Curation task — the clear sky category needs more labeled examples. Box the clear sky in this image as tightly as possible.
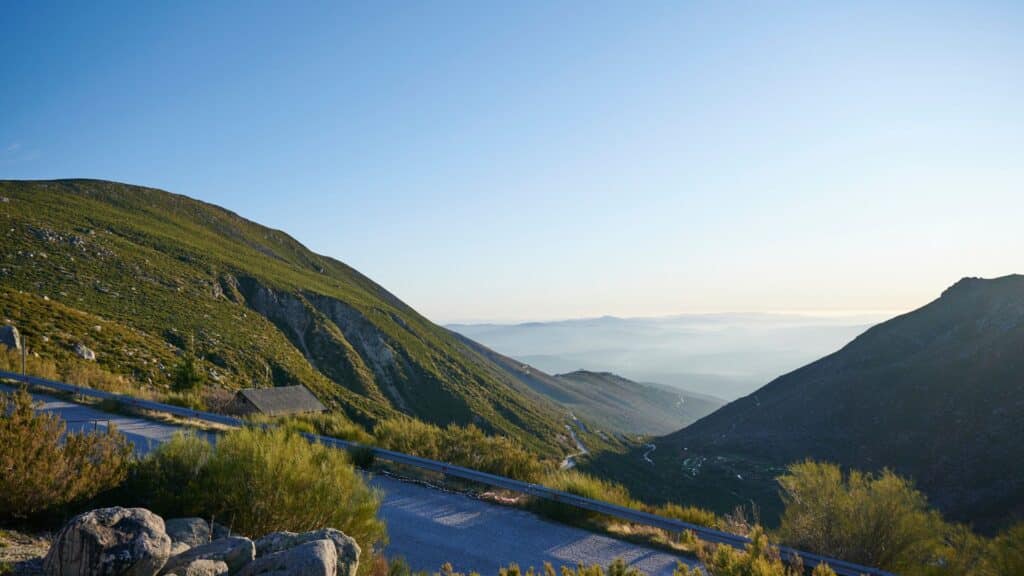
[3,1,1022,322]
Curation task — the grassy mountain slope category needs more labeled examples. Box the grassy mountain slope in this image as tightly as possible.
[0,179,570,455]
[584,275,1024,531]
[551,370,723,435]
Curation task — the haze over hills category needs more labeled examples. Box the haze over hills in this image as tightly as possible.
[451,329,723,435]
[450,312,894,400]
[586,275,1024,532]
[0,179,579,456]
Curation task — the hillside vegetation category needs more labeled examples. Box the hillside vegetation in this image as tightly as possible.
[0,179,572,456]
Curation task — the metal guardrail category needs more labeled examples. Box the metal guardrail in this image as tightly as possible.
[0,370,893,576]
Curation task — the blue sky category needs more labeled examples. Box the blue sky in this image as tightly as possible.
[3,1,1022,322]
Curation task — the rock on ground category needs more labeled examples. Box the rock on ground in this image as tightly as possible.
[43,507,171,576]
[0,324,20,351]
[160,537,254,576]
[164,519,211,549]
[254,530,358,576]
[238,540,336,576]
[73,342,96,361]
[164,559,229,576]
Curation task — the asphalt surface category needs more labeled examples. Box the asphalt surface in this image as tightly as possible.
[6,385,699,576]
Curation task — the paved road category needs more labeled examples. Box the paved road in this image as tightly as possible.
[5,386,698,576]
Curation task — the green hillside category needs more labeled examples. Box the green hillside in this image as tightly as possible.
[0,179,571,456]
[553,370,724,435]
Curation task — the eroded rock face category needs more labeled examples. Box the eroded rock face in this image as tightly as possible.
[238,540,336,576]
[43,507,171,576]
[164,519,211,549]
[160,537,254,576]
[253,530,358,576]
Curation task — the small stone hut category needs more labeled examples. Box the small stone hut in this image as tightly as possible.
[226,385,326,417]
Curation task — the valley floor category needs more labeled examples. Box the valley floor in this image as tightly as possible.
[4,385,698,576]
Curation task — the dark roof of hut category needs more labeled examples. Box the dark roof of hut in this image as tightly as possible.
[236,386,325,415]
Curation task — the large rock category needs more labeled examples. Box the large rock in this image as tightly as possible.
[0,325,20,351]
[253,530,358,576]
[238,540,335,576]
[210,524,232,541]
[74,342,97,361]
[43,507,171,576]
[161,537,254,575]
[164,518,211,548]
[167,559,229,576]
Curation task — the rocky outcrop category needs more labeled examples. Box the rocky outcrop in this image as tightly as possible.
[160,537,254,575]
[0,324,20,351]
[43,507,172,576]
[74,342,97,361]
[253,530,359,576]
[44,508,361,576]
[164,518,211,549]
[237,540,336,576]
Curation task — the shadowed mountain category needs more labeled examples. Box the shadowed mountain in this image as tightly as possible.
[585,275,1024,532]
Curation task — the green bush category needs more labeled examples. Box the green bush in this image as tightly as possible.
[675,527,836,576]
[374,419,544,482]
[977,523,1024,576]
[172,351,205,391]
[533,470,639,524]
[775,460,947,574]
[0,388,133,520]
[655,503,719,529]
[126,428,386,565]
[123,432,213,517]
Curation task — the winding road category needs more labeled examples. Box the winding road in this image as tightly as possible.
[6,386,698,576]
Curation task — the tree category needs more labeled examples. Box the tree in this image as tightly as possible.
[172,349,205,391]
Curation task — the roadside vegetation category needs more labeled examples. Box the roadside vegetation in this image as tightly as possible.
[122,429,387,561]
[0,387,132,521]
[5,383,1024,576]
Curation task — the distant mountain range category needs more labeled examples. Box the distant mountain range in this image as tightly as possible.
[452,330,723,435]
[450,311,892,400]
[585,275,1024,532]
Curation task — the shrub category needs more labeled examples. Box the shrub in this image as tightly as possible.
[978,523,1024,576]
[655,503,719,529]
[127,427,386,563]
[775,460,946,574]
[123,432,213,517]
[674,527,836,576]
[373,419,544,482]
[0,388,133,520]
[533,470,639,524]
[172,351,205,391]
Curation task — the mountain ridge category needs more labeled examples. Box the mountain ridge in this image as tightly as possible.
[585,274,1024,532]
[0,178,573,455]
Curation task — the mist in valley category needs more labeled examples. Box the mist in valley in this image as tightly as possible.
[450,312,896,400]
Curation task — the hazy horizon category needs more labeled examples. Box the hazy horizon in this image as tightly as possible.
[450,310,896,400]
